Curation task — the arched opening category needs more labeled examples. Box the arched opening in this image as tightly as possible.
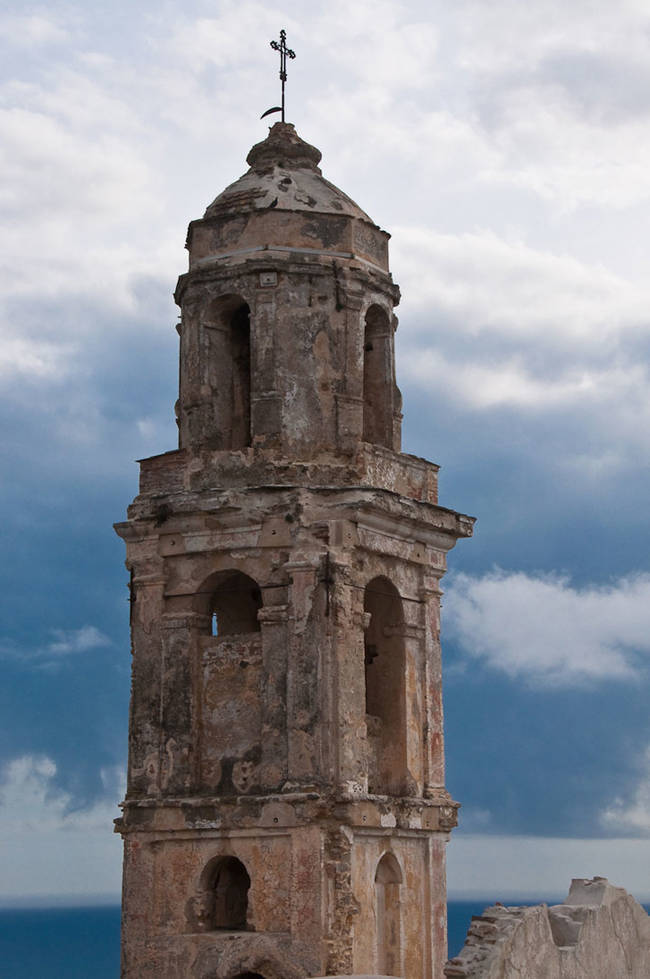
[196,856,251,931]
[213,857,250,929]
[204,294,252,450]
[362,304,393,448]
[364,576,407,795]
[375,852,402,977]
[209,570,262,636]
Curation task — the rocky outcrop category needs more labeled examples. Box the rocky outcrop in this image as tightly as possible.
[445,877,650,979]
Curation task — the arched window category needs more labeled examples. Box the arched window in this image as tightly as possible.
[209,571,262,636]
[192,855,252,933]
[362,304,392,448]
[213,857,250,929]
[375,853,402,976]
[364,577,407,795]
[204,294,252,450]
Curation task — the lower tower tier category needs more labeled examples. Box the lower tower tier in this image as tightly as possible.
[118,793,457,979]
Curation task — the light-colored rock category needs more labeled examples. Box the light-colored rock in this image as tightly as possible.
[444,877,650,979]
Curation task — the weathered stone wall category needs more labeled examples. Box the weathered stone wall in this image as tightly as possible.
[445,877,650,979]
[116,471,469,978]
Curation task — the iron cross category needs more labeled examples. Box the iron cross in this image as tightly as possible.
[261,29,296,123]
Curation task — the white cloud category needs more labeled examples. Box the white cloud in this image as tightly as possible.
[483,93,650,209]
[601,746,650,835]
[0,335,69,380]
[0,755,122,901]
[447,831,650,902]
[0,13,70,47]
[390,228,650,462]
[444,570,650,686]
[402,347,648,415]
[455,0,650,75]
[47,625,110,657]
[393,228,649,345]
[0,625,111,668]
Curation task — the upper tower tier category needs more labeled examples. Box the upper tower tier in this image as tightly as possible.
[174,122,405,464]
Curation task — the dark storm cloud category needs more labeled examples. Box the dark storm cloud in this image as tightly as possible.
[0,280,178,808]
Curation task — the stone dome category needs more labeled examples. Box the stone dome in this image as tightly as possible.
[186,122,390,273]
[204,122,374,223]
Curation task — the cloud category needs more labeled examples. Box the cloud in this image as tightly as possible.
[0,754,122,901]
[393,228,648,346]
[0,625,111,669]
[601,746,650,836]
[443,0,650,208]
[47,625,110,656]
[0,335,68,380]
[444,570,650,686]
[454,0,650,89]
[0,13,70,47]
[390,228,650,467]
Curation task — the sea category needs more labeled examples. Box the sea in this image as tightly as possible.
[1,900,649,977]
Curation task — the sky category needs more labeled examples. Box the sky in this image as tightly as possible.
[2,0,650,906]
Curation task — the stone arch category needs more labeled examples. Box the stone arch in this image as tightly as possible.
[375,852,403,977]
[193,855,252,931]
[204,293,252,449]
[362,303,393,448]
[363,576,407,794]
[194,941,309,979]
[188,568,265,793]
[201,569,262,637]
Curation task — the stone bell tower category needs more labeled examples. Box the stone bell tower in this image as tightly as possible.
[115,122,474,979]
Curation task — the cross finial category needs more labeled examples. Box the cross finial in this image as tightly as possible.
[261,29,296,123]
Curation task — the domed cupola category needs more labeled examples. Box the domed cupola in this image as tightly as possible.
[186,122,388,271]
[175,122,402,460]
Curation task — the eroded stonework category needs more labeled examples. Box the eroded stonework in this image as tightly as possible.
[115,122,474,979]
[445,877,650,979]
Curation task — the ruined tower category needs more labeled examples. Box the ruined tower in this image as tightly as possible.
[115,122,474,979]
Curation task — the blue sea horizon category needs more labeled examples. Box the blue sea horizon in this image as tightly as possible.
[1,899,648,977]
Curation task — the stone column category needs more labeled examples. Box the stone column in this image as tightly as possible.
[421,576,445,795]
[337,293,364,452]
[393,618,427,796]
[127,571,166,798]
[158,610,204,796]
[202,318,231,448]
[336,577,368,796]
[284,558,322,788]
[257,602,289,790]
[251,287,281,444]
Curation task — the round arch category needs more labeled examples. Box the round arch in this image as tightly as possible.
[202,292,252,450]
[375,850,403,884]
[362,303,393,448]
[193,854,251,931]
[374,851,403,976]
[199,569,262,636]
